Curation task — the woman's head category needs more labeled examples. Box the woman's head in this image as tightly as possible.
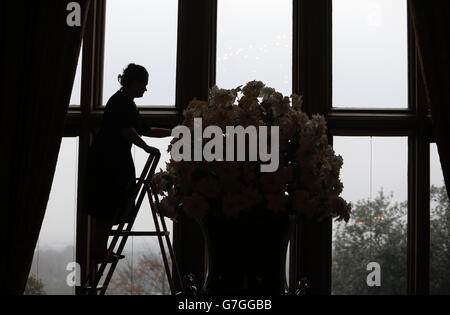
[118,63,149,98]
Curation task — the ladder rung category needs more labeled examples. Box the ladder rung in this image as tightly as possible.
[136,178,152,183]
[110,231,170,237]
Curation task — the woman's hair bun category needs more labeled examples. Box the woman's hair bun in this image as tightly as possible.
[118,63,149,88]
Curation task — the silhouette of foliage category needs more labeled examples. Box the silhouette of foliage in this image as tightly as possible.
[333,186,450,295]
[24,274,46,295]
[108,247,171,295]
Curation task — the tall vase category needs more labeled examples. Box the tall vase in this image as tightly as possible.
[199,210,295,295]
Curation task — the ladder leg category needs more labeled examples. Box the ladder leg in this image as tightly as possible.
[150,183,185,294]
[146,186,176,295]
[99,184,149,295]
[89,176,147,294]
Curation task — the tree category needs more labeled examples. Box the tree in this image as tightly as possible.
[24,274,46,295]
[108,247,171,295]
[430,185,450,294]
[333,186,450,295]
[332,190,408,295]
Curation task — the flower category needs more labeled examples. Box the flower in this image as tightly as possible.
[266,192,289,214]
[194,176,221,200]
[241,186,263,207]
[204,108,236,129]
[159,197,178,221]
[209,85,240,108]
[293,190,318,217]
[291,94,303,111]
[242,80,265,98]
[236,106,261,127]
[153,82,351,223]
[182,194,209,218]
[242,164,258,184]
[331,196,352,222]
[239,95,259,110]
[152,171,170,195]
[269,94,290,117]
[182,109,195,130]
[222,193,248,217]
[186,98,208,116]
[260,87,276,101]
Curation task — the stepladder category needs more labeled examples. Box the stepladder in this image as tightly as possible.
[81,151,184,295]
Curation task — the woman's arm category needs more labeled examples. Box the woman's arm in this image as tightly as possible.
[121,127,159,154]
[144,127,173,138]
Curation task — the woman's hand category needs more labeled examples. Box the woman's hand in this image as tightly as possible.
[144,145,160,156]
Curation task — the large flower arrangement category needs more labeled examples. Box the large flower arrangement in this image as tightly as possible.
[152,81,351,222]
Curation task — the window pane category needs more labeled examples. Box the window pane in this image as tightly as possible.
[430,144,450,295]
[216,0,292,96]
[103,0,178,107]
[69,47,82,107]
[332,0,408,108]
[108,137,173,295]
[332,137,408,295]
[27,138,79,295]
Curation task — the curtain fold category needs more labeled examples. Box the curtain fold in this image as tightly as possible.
[409,1,450,195]
[0,1,90,294]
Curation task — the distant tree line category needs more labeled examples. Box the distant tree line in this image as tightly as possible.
[333,186,450,295]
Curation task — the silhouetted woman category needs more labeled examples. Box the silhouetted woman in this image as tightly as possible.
[85,64,172,261]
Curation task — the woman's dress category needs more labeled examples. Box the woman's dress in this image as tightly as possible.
[84,90,151,224]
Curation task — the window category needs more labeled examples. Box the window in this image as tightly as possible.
[69,48,82,107]
[327,0,432,295]
[62,0,436,295]
[216,0,292,96]
[332,137,408,294]
[103,0,178,107]
[332,0,408,108]
[27,138,79,295]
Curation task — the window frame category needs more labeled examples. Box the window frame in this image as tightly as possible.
[293,0,431,295]
[64,0,433,295]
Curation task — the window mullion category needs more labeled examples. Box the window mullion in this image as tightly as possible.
[293,0,333,295]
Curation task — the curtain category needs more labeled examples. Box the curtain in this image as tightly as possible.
[0,1,90,294]
[409,1,450,195]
